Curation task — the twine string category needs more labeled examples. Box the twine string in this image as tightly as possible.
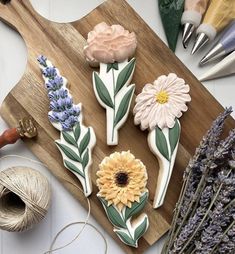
[0,154,108,254]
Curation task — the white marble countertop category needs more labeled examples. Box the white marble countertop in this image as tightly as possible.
[0,1,234,253]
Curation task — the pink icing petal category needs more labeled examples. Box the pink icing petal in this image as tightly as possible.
[114,45,135,62]
[112,24,125,33]
[92,49,114,63]
[93,22,109,33]
[84,22,137,64]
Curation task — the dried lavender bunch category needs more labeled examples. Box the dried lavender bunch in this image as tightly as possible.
[196,203,235,254]
[217,222,235,253]
[37,55,80,131]
[179,108,232,221]
[171,185,214,253]
[165,108,232,251]
[163,109,235,254]
[177,130,235,253]
[193,169,235,254]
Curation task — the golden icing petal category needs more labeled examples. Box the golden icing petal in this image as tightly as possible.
[97,151,148,209]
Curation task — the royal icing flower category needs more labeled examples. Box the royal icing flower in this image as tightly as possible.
[84,22,137,66]
[133,73,191,130]
[96,151,147,211]
[37,55,80,131]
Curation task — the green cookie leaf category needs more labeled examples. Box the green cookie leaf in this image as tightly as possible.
[74,123,81,142]
[134,217,148,241]
[94,72,114,108]
[155,127,169,161]
[115,230,136,247]
[99,197,126,228]
[64,160,84,178]
[125,192,148,221]
[82,149,89,170]
[62,132,77,146]
[107,62,119,73]
[79,128,90,156]
[56,142,81,162]
[114,86,135,126]
[169,120,180,154]
[115,58,136,95]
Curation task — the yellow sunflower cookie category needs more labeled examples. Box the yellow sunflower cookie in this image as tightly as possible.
[97,151,149,248]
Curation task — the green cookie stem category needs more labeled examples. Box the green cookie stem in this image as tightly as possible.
[159,0,184,52]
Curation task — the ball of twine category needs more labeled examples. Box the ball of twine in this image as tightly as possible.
[0,166,51,232]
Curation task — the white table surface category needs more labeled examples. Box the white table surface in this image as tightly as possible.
[0,1,234,253]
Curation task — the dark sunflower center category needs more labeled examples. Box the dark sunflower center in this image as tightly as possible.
[115,171,129,187]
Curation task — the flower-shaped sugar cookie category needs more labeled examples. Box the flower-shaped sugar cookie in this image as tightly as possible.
[97,151,149,248]
[134,73,191,208]
[38,56,96,197]
[84,22,137,145]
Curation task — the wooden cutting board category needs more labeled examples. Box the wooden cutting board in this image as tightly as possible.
[0,0,234,253]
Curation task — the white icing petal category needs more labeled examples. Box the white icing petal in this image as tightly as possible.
[133,73,191,129]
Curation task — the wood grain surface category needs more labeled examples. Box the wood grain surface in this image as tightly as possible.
[0,0,234,253]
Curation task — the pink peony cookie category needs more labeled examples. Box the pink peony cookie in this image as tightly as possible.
[84,22,137,146]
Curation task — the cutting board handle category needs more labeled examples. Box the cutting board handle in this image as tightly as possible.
[0,0,49,45]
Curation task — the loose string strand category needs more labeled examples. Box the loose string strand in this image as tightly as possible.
[0,154,108,254]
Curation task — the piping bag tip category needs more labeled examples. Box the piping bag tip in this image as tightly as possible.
[198,75,207,82]
[199,43,225,66]
[199,56,208,66]
[191,33,209,55]
[182,23,194,48]
[182,40,188,49]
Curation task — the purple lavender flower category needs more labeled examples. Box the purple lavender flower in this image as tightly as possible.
[67,115,78,125]
[61,115,78,131]
[38,55,80,131]
[64,97,73,109]
[49,101,60,111]
[37,55,47,67]
[61,121,72,131]
[58,88,68,98]
[45,75,63,91]
[48,88,68,101]
[68,106,80,116]
[49,111,70,122]
[43,66,57,79]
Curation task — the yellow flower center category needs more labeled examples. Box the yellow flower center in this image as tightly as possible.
[115,171,129,187]
[156,90,169,104]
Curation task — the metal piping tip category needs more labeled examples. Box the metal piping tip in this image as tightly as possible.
[200,43,225,66]
[191,33,209,55]
[182,23,195,49]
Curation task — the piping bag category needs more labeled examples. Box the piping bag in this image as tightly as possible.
[200,21,235,65]
[199,50,235,81]
[192,0,235,54]
[0,118,37,149]
[159,0,185,52]
[181,0,210,48]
